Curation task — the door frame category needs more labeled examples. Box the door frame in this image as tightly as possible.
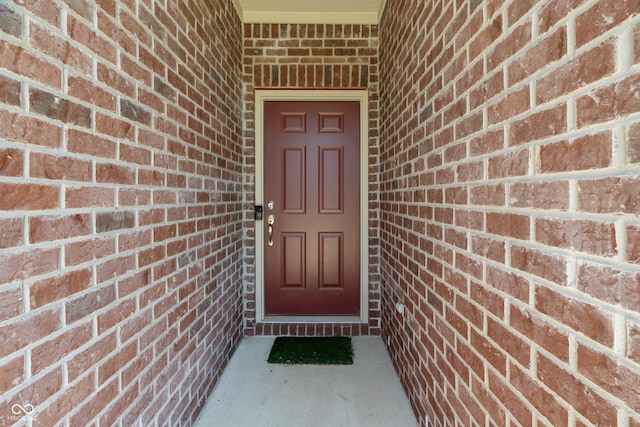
[254,89,369,324]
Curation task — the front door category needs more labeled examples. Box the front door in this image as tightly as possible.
[264,101,360,315]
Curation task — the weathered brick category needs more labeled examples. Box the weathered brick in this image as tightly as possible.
[471,328,507,376]
[539,132,612,173]
[36,374,94,427]
[67,128,117,158]
[510,104,566,146]
[0,74,21,106]
[69,378,119,426]
[0,308,61,358]
[120,99,151,126]
[30,152,92,182]
[510,362,568,427]
[578,177,640,215]
[471,236,505,263]
[153,76,177,101]
[68,14,116,64]
[629,320,640,365]
[0,286,22,322]
[65,236,116,266]
[97,63,136,98]
[487,212,530,240]
[29,214,91,243]
[30,23,92,75]
[30,268,92,309]
[96,163,135,184]
[65,284,116,323]
[63,0,94,21]
[67,332,117,382]
[537,352,617,425]
[577,263,640,312]
[68,75,116,111]
[511,245,566,285]
[0,183,59,210]
[536,39,615,104]
[487,318,530,367]
[0,3,22,37]
[98,341,137,386]
[487,85,529,125]
[577,73,640,127]
[538,0,583,34]
[509,181,569,210]
[65,186,115,208]
[510,304,568,361]
[535,285,614,347]
[575,0,638,48]
[628,225,640,265]
[0,147,23,177]
[96,112,135,139]
[120,142,151,165]
[0,355,24,395]
[509,26,566,86]
[487,148,529,179]
[31,322,92,375]
[6,365,63,409]
[487,369,532,426]
[486,265,529,302]
[0,109,62,148]
[96,210,135,232]
[96,255,136,283]
[97,297,135,334]
[577,343,640,411]
[470,183,505,206]
[628,123,640,164]
[487,20,532,71]
[536,218,617,257]
[0,217,23,250]
[0,247,59,285]
[29,87,91,127]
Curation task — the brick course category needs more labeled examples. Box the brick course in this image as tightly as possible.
[380,1,640,426]
[0,0,242,426]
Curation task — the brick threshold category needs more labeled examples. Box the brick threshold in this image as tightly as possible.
[254,318,373,336]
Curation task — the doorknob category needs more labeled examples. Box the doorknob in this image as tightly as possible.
[267,214,275,247]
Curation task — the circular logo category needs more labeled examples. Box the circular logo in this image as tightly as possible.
[11,404,35,416]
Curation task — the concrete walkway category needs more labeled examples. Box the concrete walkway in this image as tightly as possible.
[193,336,418,427]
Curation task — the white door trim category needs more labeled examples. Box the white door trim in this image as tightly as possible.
[254,89,369,324]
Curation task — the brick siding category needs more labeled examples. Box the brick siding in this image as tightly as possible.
[0,0,243,425]
[379,1,640,426]
[2,0,640,425]
[241,23,382,336]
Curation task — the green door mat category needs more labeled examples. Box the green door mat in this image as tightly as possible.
[267,337,353,365]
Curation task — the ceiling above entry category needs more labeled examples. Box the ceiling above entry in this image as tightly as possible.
[231,0,387,24]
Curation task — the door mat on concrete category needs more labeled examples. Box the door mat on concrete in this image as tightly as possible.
[267,337,353,365]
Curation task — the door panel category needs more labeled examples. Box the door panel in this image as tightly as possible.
[282,232,305,289]
[264,101,360,316]
[319,233,343,289]
[319,147,343,213]
[283,147,306,213]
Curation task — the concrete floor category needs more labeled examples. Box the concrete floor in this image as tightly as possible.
[193,336,418,427]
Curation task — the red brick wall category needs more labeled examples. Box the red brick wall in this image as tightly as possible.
[0,0,243,425]
[379,1,640,426]
[241,23,382,336]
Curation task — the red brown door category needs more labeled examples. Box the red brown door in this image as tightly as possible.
[264,101,360,315]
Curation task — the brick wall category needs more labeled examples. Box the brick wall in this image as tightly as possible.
[241,23,382,336]
[379,1,640,426]
[0,0,243,425]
